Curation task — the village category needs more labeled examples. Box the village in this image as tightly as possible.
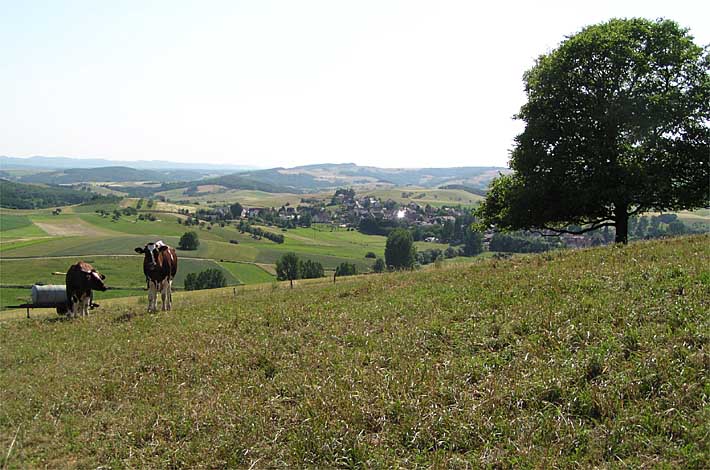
[171,188,608,253]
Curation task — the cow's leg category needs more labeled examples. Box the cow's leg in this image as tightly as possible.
[82,295,90,316]
[148,281,156,312]
[161,281,167,311]
[165,279,172,311]
[152,281,158,312]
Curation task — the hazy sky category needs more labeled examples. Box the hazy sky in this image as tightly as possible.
[1,1,708,169]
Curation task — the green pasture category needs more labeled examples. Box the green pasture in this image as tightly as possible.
[0,214,33,232]
[0,237,55,253]
[1,236,708,467]
[157,188,331,208]
[0,287,31,310]
[78,213,215,239]
[0,213,49,238]
[363,187,484,207]
[0,287,148,311]
[0,255,239,294]
[218,261,275,284]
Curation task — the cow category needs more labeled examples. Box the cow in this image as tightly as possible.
[65,261,107,318]
[134,240,178,312]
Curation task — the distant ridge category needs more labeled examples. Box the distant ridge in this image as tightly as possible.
[0,155,256,172]
[19,166,209,184]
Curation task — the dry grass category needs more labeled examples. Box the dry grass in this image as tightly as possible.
[1,235,708,468]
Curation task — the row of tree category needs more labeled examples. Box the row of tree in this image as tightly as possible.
[237,221,285,244]
[184,268,227,291]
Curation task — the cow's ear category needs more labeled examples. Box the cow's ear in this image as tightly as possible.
[159,245,169,252]
[135,247,145,254]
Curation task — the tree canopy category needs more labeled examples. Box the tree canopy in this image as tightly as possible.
[478,18,710,243]
[385,228,416,269]
[300,259,324,279]
[276,252,300,288]
[178,231,200,250]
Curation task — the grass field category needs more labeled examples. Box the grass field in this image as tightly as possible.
[364,187,484,207]
[156,188,329,208]
[1,235,708,467]
[218,261,275,284]
[0,214,48,239]
[0,256,239,289]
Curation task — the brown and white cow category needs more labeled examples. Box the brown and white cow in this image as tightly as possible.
[134,240,178,312]
[65,261,107,317]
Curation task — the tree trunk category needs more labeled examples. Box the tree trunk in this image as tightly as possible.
[614,208,629,244]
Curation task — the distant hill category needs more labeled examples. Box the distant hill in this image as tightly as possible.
[1,159,509,195]
[0,179,117,209]
[0,155,255,172]
[203,164,508,193]
[171,173,295,194]
[18,166,206,184]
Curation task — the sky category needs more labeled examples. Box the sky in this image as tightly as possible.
[1,0,708,169]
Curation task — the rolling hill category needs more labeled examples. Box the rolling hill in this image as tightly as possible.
[1,235,708,467]
[167,164,509,195]
[18,166,208,184]
[0,179,117,209]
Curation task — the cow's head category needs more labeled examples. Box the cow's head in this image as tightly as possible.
[135,241,169,268]
[86,269,108,291]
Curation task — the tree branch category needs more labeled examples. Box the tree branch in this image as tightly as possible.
[532,220,616,237]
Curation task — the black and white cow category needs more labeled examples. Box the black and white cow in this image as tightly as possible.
[134,240,178,312]
[65,261,107,317]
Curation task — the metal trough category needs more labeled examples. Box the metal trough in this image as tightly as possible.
[32,285,68,307]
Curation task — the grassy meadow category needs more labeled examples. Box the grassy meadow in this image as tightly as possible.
[0,203,401,310]
[1,235,708,467]
[364,187,484,207]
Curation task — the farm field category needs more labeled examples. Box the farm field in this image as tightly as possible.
[0,201,413,308]
[363,187,484,207]
[5,194,705,312]
[155,188,330,208]
[1,235,707,467]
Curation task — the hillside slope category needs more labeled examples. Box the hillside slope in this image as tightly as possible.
[18,166,207,184]
[0,179,116,209]
[1,236,708,467]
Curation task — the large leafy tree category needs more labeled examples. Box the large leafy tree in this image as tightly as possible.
[478,19,709,243]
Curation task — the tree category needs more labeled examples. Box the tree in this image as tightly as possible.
[178,231,200,250]
[300,259,324,279]
[385,228,416,269]
[230,202,244,219]
[372,258,386,273]
[276,252,300,288]
[477,19,710,244]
